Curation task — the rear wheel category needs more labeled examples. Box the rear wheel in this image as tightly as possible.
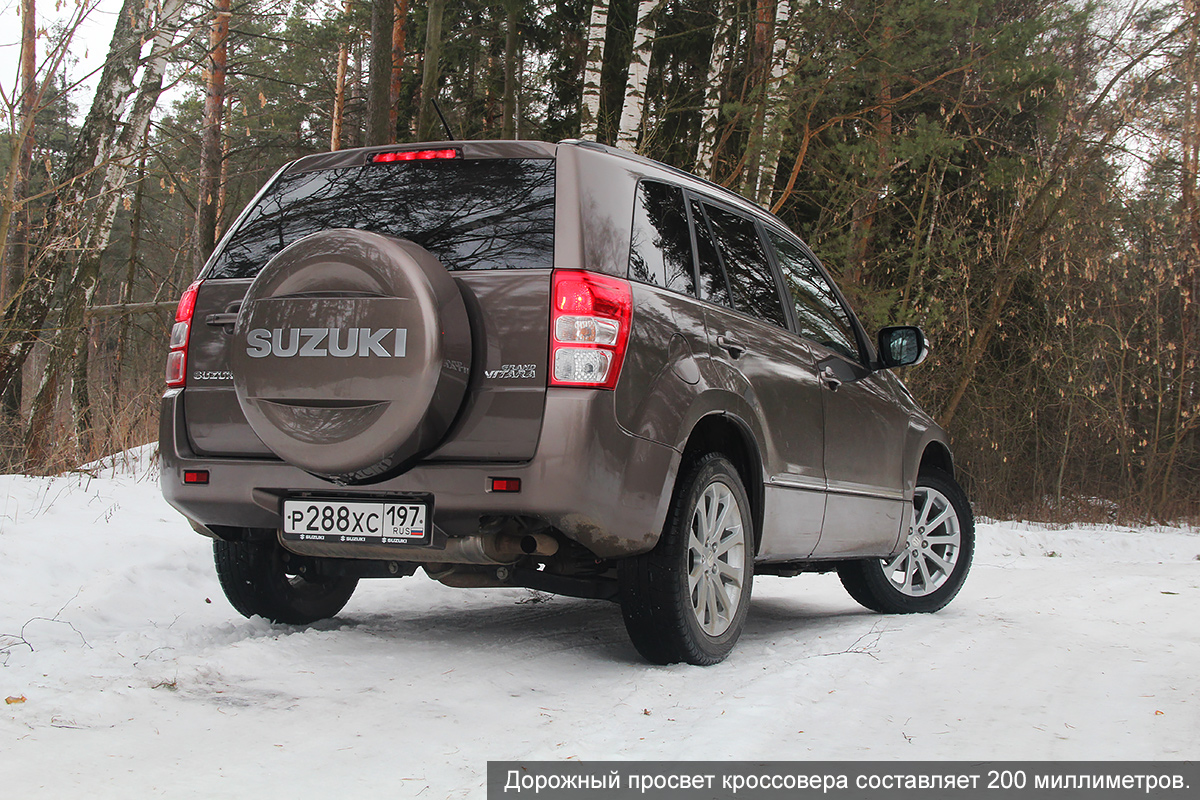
[213,537,359,625]
[619,454,753,665]
[838,468,973,614]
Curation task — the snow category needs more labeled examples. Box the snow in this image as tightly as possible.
[1,451,1197,796]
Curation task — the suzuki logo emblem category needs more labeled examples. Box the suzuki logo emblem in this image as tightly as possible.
[245,327,408,358]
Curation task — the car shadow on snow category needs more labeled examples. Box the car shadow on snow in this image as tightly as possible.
[742,597,878,645]
[322,593,642,664]
[276,589,880,665]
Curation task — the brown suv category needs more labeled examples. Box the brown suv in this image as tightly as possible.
[160,139,973,665]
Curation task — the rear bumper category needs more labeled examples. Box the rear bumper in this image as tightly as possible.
[159,388,679,558]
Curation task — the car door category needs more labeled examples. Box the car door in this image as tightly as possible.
[689,198,827,560]
[765,229,908,557]
[615,180,712,445]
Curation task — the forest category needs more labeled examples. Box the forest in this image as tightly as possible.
[0,0,1196,521]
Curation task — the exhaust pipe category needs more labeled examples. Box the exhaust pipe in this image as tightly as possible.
[488,532,559,559]
[440,532,558,564]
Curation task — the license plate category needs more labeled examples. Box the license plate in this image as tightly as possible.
[282,498,429,545]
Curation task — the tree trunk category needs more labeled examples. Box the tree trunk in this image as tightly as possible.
[1184,0,1199,258]
[390,0,409,138]
[502,0,520,139]
[195,0,231,271]
[900,159,945,316]
[694,0,731,179]
[738,0,775,193]
[71,317,92,457]
[217,116,230,238]
[754,0,793,206]
[348,41,364,147]
[1162,0,1200,511]
[516,42,525,138]
[367,0,393,145]
[580,0,610,141]
[416,0,446,141]
[845,83,892,286]
[1,0,37,426]
[616,0,659,151]
[4,0,37,303]
[754,0,772,64]
[1,0,148,395]
[332,1,352,150]
[18,0,188,464]
[116,141,147,404]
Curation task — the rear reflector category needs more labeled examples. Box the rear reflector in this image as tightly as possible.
[165,351,187,386]
[490,477,521,493]
[183,470,210,485]
[370,149,459,163]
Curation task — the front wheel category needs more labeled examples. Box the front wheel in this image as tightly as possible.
[213,537,359,625]
[619,454,754,665]
[838,468,974,614]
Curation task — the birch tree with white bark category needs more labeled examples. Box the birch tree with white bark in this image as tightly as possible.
[754,0,796,206]
[694,0,733,179]
[615,0,660,151]
[580,0,610,141]
[4,0,191,461]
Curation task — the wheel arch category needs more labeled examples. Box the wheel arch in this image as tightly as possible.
[678,412,765,555]
[919,440,955,478]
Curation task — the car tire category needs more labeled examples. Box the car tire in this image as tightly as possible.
[838,468,974,614]
[213,537,359,625]
[619,454,754,665]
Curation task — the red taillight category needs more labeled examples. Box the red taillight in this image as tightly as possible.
[549,270,632,390]
[166,280,202,388]
[369,149,459,163]
[175,281,200,322]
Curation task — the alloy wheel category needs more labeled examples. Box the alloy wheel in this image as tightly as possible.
[882,485,962,597]
[686,480,747,636]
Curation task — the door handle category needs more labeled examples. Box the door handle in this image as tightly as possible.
[716,334,747,359]
[820,365,842,391]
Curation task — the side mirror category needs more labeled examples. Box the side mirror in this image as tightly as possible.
[877,326,928,369]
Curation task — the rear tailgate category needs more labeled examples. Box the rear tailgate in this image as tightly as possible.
[181,147,558,465]
[183,279,270,456]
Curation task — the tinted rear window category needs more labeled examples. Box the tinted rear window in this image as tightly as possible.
[208,158,556,279]
[629,181,695,295]
[690,199,731,308]
[702,204,788,329]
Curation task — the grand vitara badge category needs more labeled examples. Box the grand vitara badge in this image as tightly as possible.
[245,327,408,358]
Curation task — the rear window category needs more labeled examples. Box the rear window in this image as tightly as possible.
[629,181,695,295]
[208,158,556,279]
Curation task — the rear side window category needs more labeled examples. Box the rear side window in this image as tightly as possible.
[701,204,788,329]
[629,181,695,295]
[768,231,861,361]
[208,158,556,278]
[690,199,731,308]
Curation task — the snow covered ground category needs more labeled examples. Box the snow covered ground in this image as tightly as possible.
[1,451,1197,797]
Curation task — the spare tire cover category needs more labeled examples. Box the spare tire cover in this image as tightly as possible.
[231,229,472,484]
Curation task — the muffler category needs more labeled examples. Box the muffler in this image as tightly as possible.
[444,532,559,565]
